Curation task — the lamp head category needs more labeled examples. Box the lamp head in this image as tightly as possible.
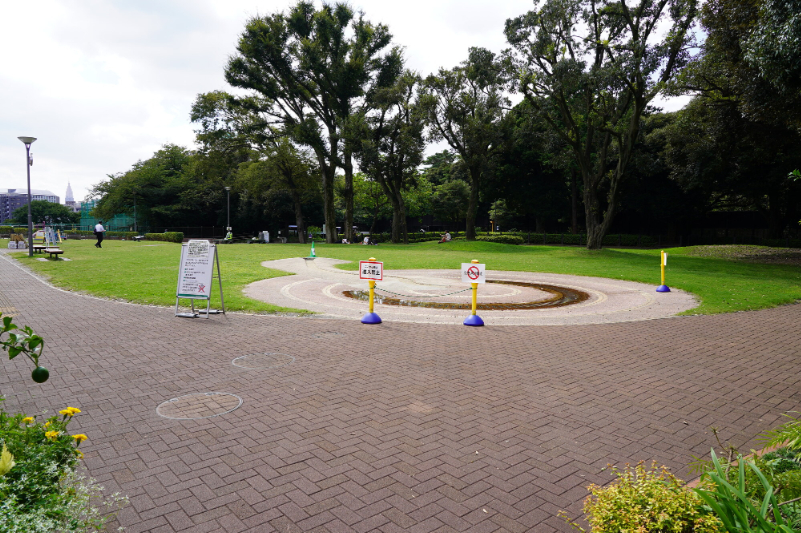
[224,186,231,191]
[18,136,37,145]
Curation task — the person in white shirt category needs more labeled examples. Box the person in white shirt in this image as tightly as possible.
[94,221,105,248]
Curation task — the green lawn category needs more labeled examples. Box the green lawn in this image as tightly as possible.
[7,239,801,315]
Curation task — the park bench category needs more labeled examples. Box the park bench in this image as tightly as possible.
[32,245,46,253]
[44,248,64,260]
[133,236,145,242]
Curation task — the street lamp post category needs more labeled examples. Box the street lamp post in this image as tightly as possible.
[17,136,37,257]
[224,186,231,235]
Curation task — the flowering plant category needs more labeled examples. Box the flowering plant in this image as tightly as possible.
[0,399,127,531]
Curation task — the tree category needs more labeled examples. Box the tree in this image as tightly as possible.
[667,0,801,236]
[12,201,79,225]
[224,1,402,243]
[238,139,320,243]
[421,47,511,240]
[431,180,470,228]
[356,71,426,243]
[90,145,201,229]
[505,0,698,248]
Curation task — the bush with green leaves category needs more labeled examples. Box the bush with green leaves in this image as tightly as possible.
[144,232,184,243]
[0,400,127,531]
[561,461,722,532]
[695,450,799,532]
[476,235,524,245]
[1,314,48,383]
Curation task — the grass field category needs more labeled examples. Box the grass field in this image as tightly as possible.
[6,239,801,315]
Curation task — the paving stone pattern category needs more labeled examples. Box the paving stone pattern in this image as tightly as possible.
[0,252,799,532]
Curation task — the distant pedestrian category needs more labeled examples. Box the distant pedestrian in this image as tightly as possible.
[94,221,105,248]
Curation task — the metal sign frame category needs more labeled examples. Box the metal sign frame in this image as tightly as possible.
[175,240,226,319]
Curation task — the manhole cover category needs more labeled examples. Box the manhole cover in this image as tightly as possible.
[232,353,295,369]
[156,392,242,420]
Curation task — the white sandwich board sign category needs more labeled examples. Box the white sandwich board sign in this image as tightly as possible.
[461,263,486,283]
[175,239,225,318]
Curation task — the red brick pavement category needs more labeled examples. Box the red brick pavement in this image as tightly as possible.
[1,254,799,532]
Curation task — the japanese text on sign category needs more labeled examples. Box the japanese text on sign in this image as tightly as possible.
[461,263,486,283]
[177,240,215,299]
[359,261,384,281]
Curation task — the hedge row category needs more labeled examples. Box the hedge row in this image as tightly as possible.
[144,232,184,243]
[476,234,525,245]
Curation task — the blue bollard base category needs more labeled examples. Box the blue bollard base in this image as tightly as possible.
[463,314,484,327]
[656,285,671,293]
[361,312,382,324]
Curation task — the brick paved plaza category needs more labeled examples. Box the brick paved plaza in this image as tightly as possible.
[1,252,799,532]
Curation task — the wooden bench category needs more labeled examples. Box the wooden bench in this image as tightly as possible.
[44,248,64,259]
[33,245,46,253]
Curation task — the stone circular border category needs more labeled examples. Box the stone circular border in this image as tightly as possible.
[156,392,243,420]
[232,353,295,369]
[342,280,590,310]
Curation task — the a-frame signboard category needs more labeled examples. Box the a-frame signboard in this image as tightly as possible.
[175,239,225,318]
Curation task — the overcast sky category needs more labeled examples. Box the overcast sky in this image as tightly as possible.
[0,0,691,203]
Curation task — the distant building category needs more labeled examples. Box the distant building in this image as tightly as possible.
[64,182,81,213]
[0,189,61,224]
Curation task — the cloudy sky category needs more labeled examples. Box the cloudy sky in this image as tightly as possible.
[0,0,691,203]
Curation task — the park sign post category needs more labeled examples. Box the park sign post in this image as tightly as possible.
[359,258,383,324]
[175,239,226,318]
[462,260,485,326]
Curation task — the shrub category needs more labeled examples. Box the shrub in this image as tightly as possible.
[561,461,722,533]
[0,400,127,531]
[695,450,799,532]
[475,235,524,245]
[144,232,184,243]
[105,232,137,239]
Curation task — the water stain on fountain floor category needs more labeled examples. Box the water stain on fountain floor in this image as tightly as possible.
[343,280,590,310]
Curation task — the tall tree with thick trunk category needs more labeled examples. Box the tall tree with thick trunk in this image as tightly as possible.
[357,71,426,243]
[224,1,402,243]
[421,48,510,241]
[505,0,698,249]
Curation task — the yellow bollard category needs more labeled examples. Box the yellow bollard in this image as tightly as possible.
[361,256,382,324]
[464,259,484,326]
[656,250,670,292]
[368,280,376,314]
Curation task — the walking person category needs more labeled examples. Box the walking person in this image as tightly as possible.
[94,220,105,248]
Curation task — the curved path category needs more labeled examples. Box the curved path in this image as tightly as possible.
[0,251,799,532]
[245,257,697,325]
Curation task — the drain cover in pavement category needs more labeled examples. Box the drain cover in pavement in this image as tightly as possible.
[232,353,295,369]
[156,392,242,420]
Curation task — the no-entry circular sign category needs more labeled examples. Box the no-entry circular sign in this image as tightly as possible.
[461,263,486,283]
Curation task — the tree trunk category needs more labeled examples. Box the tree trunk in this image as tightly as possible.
[465,167,480,241]
[321,163,337,244]
[389,195,408,244]
[343,150,354,242]
[571,169,578,234]
[291,190,306,244]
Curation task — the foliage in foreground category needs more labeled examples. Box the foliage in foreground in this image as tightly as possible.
[0,401,127,532]
[560,461,722,532]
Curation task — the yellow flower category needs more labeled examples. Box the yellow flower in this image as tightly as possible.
[45,430,60,441]
[60,407,81,417]
[44,421,51,428]
[72,434,88,444]
[67,407,81,415]
[76,450,84,459]
[22,417,34,424]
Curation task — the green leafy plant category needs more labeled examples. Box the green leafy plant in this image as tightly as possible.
[143,232,184,243]
[694,450,797,532]
[560,461,722,532]
[760,412,801,452]
[0,313,48,383]
[0,400,127,531]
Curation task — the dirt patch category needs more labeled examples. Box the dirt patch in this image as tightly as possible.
[685,245,801,266]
